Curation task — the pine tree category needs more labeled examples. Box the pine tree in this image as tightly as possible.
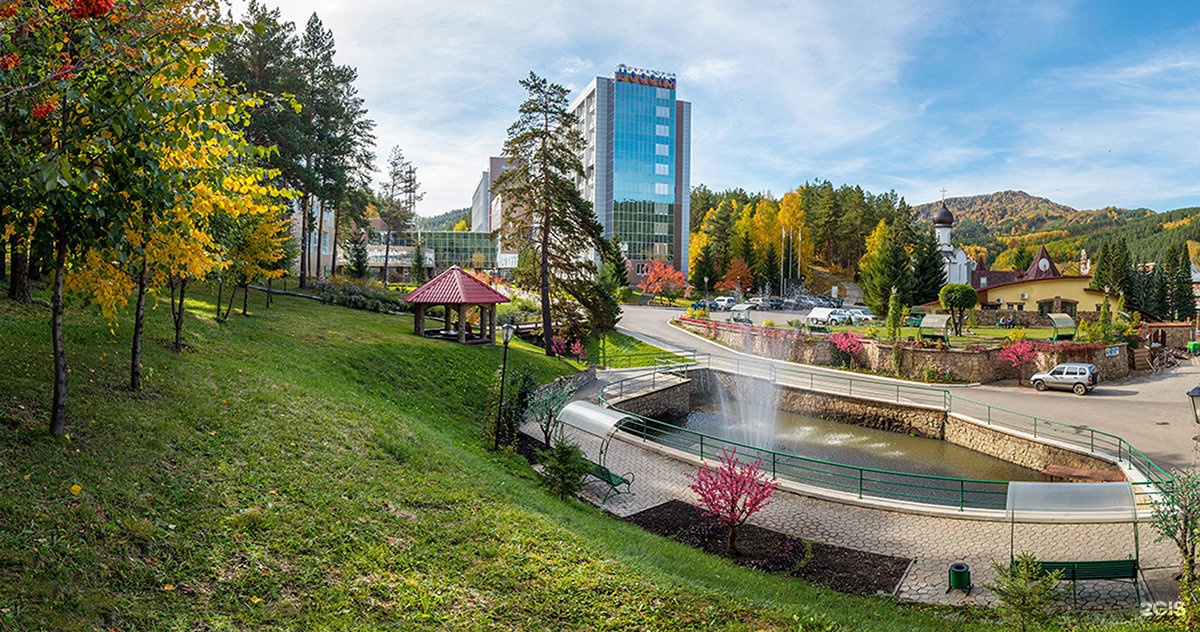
[755,245,780,296]
[859,221,913,316]
[492,72,607,353]
[688,244,716,294]
[910,231,947,306]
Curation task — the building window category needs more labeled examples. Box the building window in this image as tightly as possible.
[654,183,670,195]
[656,124,669,137]
[655,143,668,156]
[655,163,669,175]
[653,243,669,256]
[656,87,670,99]
[635,263,648,275]
[654,222,668,235]
[656,105,669,118]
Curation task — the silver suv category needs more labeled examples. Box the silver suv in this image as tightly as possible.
[1029,363,1098,395]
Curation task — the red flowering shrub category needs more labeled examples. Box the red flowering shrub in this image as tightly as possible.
[0,3,17,19]
[31,99,57,119]
[0,54,17,70]
[688,447,779,554]
[70,0,114,19]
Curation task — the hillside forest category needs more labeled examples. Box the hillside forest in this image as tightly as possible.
[690,186,1200,321]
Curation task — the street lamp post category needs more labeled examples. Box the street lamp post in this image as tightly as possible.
[1187,386,1200,425]
[494,323,515,450]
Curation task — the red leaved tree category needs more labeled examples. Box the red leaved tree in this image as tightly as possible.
[999,339,1038,386]
[716,257,754,295]
[639,259,687,300]
[830,331,864,368]
[688,447,780,554]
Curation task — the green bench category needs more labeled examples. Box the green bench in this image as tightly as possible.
[586,460,634,502]
[1037,559,1140,607]
[920,333,948,343]
[807,324,829,334]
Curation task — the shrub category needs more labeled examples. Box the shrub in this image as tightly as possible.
[762,319,775,328]
[307,277,408,313]
[983,552,1067,632]
[541,437,593,499]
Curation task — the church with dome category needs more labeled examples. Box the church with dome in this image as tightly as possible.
[932,201,975,285]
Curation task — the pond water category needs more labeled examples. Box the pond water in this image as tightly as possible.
[681,404,1041,483]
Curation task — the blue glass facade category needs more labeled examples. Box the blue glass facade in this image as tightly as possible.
[567,66,689,280]
[612,81,677,264]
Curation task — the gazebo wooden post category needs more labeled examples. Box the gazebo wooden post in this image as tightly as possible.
[488,305,496,343]
[444,304,452,332]
[414,305,426,336]
[457,304,468,343]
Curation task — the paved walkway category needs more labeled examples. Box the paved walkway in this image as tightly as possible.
[541,398,1178,609]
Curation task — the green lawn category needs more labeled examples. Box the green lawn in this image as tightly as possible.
[0,284,1166,630]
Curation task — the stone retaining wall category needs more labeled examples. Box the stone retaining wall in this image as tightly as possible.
[676,317,1130,383]
[944,416,1123,473]
[611,380,690,421]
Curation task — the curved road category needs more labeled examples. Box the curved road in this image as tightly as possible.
[617,305,1200,470]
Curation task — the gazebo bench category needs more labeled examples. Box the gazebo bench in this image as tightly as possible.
[585,459,634,502]
[920,333,948,343]
[1036,559,1140,607]
[806,324,829,334]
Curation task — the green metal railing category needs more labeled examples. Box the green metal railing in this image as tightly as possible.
[597,353,1171,510]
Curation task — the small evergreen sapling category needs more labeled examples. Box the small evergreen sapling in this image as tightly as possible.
[688,447,780,554]
[983,552,1066,632]
[541,436,592,499]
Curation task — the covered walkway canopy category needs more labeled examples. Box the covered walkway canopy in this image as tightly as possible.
[556,401,637,467]
[403,266,510,344]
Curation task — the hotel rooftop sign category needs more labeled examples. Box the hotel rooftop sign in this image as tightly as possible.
[614,64,676,90]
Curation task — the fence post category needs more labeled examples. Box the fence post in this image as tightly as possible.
[959,480,965,511]
[772,453,777,479]
[858,469,864,499]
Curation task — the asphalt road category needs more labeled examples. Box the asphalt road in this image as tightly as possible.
[617,304,1200,471]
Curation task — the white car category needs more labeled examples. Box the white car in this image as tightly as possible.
[713,296,736,311]
[847,309,876,324]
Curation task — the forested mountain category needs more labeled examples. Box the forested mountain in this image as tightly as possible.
[416,207,470,231]
[1074,206,1200,263]
[912,191,1150,248]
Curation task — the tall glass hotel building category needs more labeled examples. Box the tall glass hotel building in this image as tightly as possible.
[567,65,691,279]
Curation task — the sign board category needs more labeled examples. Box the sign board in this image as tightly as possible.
[1105,346,1119,357]
[831,286,838,299]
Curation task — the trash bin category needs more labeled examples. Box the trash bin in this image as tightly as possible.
[947,562,972,595]
[1188,341,1200,355]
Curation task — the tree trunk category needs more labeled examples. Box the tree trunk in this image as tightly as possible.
[299,192,310,289]
[241,283,249,315]
[49,238,68,437]
[727,524,739,555]
[382,226,391,285]
[266,277,272,308]
[7,234,29,302]
[171,276,187,352]
[225,284,238,320]
[215,280,224,320]
[330,207,340,278]
[540,214,553,355]
[316,200,326,280]
[130,264,147,391]
[0,226,5,282]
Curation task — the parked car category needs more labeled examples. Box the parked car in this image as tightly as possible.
[748,297,766,310]
[713,296,736,311]
[1029,363,1099,395]
[691,299,718,311]
[766,297,784,311]
[806,307,852,325]
[727,304,754,325]
[847,308,876,324]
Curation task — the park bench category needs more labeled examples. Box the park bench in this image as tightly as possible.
[806,324,829,334]
[585,459,634,502]
[1036,559,1140,607]
[920,333,948,343]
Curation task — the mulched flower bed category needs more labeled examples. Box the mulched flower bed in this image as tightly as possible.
[624,500,912,596]
[516,433,911,596]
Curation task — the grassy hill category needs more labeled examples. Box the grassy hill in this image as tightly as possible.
[0,286,1160,630]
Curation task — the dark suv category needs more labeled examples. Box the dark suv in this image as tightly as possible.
[1029,363,1099,395]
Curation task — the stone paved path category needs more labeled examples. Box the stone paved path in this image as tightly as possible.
[540,368,1182,610]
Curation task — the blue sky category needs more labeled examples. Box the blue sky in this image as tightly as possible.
[235,1,1200,216]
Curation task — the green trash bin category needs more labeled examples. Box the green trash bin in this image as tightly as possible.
[947,562,972,595]
[1188,341,1200,354]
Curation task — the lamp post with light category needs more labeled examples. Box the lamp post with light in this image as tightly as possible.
[494,323,515,450]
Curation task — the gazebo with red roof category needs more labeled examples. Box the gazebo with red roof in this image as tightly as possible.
[403,266,510,344]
